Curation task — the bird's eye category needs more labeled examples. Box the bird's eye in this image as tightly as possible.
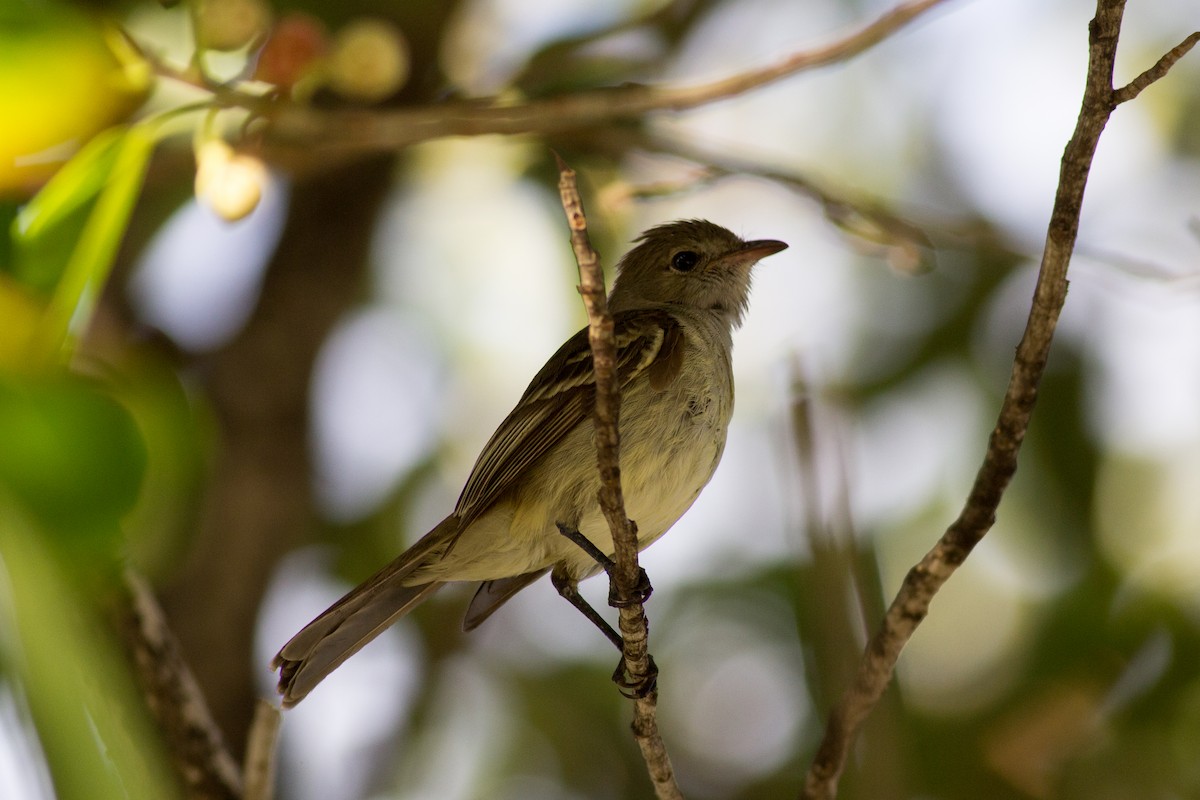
[671,251,700,272]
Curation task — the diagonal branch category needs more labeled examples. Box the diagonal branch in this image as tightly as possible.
[801,2,1198,798]
[628,132,935,273]
[1111,30,1200,105]
[262,0,954,153]
[555,155,682,800]
[116,570,243,800]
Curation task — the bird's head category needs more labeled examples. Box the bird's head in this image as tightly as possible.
[609,219,787,326]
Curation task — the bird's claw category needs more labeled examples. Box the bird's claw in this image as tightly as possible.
[608,567,653,608]
[612,653,658,698]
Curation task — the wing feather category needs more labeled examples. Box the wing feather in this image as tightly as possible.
[452,308,682,530]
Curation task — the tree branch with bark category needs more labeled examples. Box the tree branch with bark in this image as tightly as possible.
[555,155,683,800]
[175,0,957,157]
[801,3,1199,797]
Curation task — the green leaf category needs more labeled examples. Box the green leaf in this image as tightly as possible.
[0,500,180,800]
[12,125,126,245]
[30,123,156,363]
[0,375,147,549]
[0,201,16,271]
[8,190,91,295]
[0,274,44,369]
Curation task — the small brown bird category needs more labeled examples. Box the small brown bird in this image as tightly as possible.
[274,219,786,705]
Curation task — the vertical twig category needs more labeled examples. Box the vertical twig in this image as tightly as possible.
[242,700,281,800]
[555,153,683,800]
[801,2,1199,798]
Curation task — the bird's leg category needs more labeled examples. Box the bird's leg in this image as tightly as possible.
[556,523,615,572]
[550,564,659,698]
[555,524,659,697]
[550,568,623,651]
[555,523,653,608]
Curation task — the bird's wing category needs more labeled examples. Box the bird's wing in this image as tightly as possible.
[452,307,684,530]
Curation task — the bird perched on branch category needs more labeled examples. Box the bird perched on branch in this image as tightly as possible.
[274,219,786,706]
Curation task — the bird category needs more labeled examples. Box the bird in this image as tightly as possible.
[273,219,787,706]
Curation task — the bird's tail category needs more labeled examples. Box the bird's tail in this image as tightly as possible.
[272,517,456,706]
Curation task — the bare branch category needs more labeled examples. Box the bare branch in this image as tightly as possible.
[555,155,683,800]
[263,0,954,154]
[801,1,1199,797]
[242,701,281,800]
[1112,30,1200,105]
[116,570,243,800]
[629,133,935,274]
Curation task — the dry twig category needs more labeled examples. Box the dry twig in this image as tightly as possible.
[116,570,243,800]
[242,701,281,800]
[555,154,682,800]
[262,0,953,154]
[629,133,935,274]
[801,3,1199,798]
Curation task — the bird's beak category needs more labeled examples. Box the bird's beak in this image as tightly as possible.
[719,239,788,269]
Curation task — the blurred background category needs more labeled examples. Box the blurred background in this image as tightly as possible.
[2,0,1200,798]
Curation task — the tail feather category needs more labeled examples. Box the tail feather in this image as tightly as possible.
[273,517,457,706]
[277,582,442,706]
[462,569,548,632]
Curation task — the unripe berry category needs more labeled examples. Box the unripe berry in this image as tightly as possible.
[326,19,409,102]
[194,0,271,52]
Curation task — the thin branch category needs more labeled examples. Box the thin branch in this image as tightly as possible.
[140,44,278,110]
[801,2,1199,798]
[116,570,243,800]
[242,701,281,800]
[555,154,683,800]
[581,124,1016,275]
[630,133,935,274]
[262,0,954,153]
[1112,31,1200,105]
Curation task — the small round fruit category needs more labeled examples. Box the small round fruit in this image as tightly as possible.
[326,18,409,103]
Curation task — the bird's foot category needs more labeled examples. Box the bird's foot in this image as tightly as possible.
[608,567,653,608]
[554,523,652,607]
[612,653,659,699]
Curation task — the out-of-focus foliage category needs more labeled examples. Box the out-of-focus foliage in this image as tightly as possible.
[0,499,179,800]
[0,376,144,538]
[2,0,1200,799]
[12,124,157,364]
[0,1,150,193]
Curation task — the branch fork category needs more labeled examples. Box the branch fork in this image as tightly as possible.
[801,3,1199,797]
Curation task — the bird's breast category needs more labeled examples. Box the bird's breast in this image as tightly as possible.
[614,342,732,536]
[557,318,736,580]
